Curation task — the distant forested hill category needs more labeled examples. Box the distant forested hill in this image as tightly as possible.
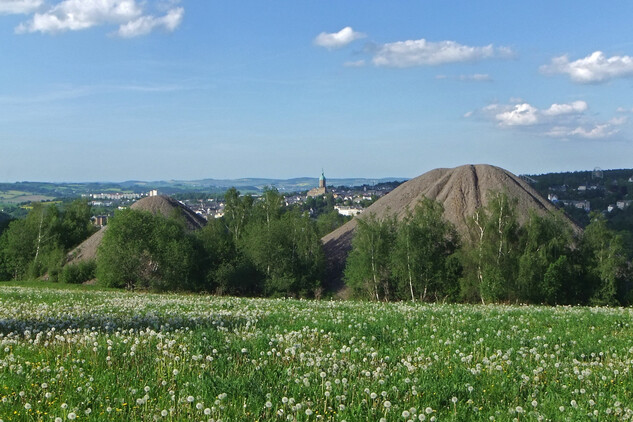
[0,177,404,198]
[528,169,633,253]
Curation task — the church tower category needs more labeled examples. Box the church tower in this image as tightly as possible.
[307,170,327,197]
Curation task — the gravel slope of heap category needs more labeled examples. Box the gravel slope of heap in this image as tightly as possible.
[322,164,581,293]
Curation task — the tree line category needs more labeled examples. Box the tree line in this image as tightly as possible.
[0,200,95,281]
[1,190,631,305]
[344,193,632,306]
[95,187,327,297]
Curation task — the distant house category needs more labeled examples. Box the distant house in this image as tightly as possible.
[335,205,363,217]
[285,195,304,206]
[560,199,590,212]
[93,215,108,227]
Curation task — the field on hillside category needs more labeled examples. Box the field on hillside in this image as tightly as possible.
[0,190,55,205]
[1,286,633,421]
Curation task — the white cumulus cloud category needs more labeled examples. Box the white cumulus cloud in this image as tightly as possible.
[548,124,618,139]
[372,39,511,67]
[542,100,588,116]
[15,0,183,37]
[16,0,142,33]
[609,116,628,125]
[541,51,633,83]
[0,0,42,14]
[116,6,183,38]
[314,26,365,49]
[476,99,622,140]
[495,103,539,126]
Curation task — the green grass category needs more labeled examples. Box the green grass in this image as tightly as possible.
[1,285,632,421]
[0,280,115,291]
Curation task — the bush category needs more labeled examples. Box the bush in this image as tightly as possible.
[60,260,97,284]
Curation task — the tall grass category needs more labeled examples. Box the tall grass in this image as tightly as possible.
[1,286,632,420]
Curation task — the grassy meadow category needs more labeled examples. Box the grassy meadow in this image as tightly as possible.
[0,191,55,206]
[1,285,633,421]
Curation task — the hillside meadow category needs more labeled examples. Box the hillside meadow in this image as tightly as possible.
[1,285,633,421]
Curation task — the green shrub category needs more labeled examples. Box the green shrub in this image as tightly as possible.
[60,260,96,284]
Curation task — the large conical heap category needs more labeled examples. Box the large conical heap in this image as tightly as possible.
[322,164,580,291]
[130,195,207,231]
[67,195,206,265]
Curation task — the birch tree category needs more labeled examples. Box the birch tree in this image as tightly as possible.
[344,213,396,301]
[463,192,520,304]
[582,213,629,305]
[391,198,459,302]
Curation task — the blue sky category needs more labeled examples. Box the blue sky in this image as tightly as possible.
[2,1,633,182]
